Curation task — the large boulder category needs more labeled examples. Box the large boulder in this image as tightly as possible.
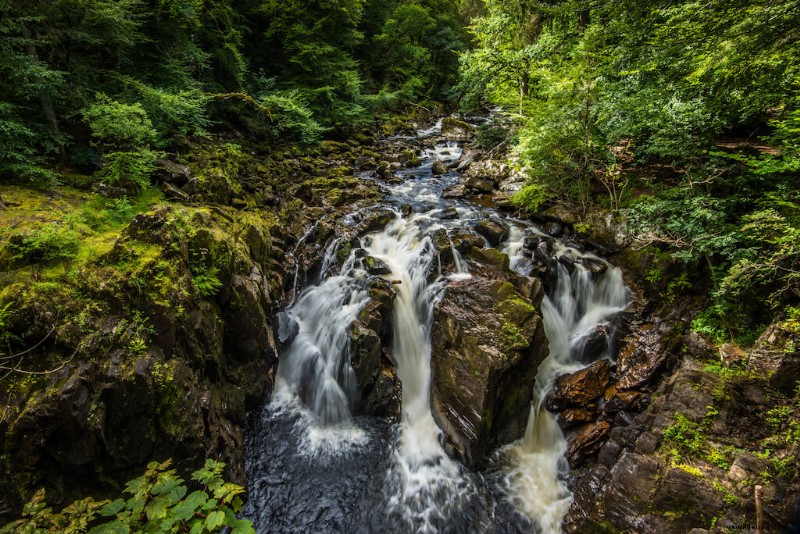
[430,277,548,466]
[349,278,400,419]
[464,160,510,186]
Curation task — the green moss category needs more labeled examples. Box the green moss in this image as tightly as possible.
[499,321,529,350]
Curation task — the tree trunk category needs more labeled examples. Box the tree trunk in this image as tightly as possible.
[578,10,590,31]
[20,21,64,157]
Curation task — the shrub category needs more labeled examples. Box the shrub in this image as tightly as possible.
[82,94,157,151]
[0,459,255,534]
[96,149,158,191]
[511,182,547,213]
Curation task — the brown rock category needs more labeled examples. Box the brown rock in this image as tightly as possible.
[566,420,612,467]
[558,407,599,429]
[547,359,611,411]
[431,277,547,467]
[465,175,494,193]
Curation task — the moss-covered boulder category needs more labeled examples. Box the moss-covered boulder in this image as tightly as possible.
[430,277,548,467]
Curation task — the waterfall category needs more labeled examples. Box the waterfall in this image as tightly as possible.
[501,238,630,534]
[274,245,368,426]
[246,116,631,533]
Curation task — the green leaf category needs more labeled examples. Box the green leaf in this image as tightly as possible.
[205,510,225,530]
[144,495,170,521]
[151,475,183,497]
[184,490,208,509]
[99,499,126,517]
[89,520,131,534]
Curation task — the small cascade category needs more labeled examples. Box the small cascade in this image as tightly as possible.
[364,214,485,532]
[501,236,630,533]
[274,244,368,426]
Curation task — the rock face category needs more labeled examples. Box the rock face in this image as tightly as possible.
[349,278,401,419]
[564,354,800,533]
[430,276,548,467]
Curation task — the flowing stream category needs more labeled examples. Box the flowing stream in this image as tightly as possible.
[245,120,630,533]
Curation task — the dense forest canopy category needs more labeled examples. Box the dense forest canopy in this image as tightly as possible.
[0,0,470,179]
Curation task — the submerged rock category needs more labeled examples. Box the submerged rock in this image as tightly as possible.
[430,277,548,467]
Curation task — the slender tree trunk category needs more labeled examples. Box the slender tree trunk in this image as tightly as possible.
[578,10,590,31]
[19,21,64,159]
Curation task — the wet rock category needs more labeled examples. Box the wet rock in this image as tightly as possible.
[559,407,599,430]
[465,176,494,193]
[154,158,192,186]
[362,255,392,275]
[468,247,510,272]
[464,160,510,185]
[456,148,478,171]
[566,420,612,467]
[616,322,669,391]
[431,277,548,467]
[431,159,448,175]
[544,221,564,237]
[350,279,397,417]
[602,386,644,415]
[523,234,553,252]
[362,208,396,233]
[437,206,460,220]
[547,360,611,411]
[450,229,485,253]
[557,249,578,273]
[442,184,466,199]
[578,257,608,278]
[224,265,277,368]
[474,218,509,246]
[361,363,402,420]
[571,324,610,363]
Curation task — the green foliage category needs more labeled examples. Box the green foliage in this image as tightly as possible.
[663,413,706,457]
[96,149,159,191]
[474,119,511,150]
[7,222,80,263]
[83,95,157,151]
[511,182,547,213]
[0,459,255,534]
[191,265,223,298]
[459,0,800,334]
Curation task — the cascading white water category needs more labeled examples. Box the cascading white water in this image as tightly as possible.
[274,248,369,427]
[248,117,633,534]
[501,237,630,533]
[364,213,482,532]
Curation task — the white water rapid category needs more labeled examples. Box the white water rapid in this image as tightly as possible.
[245,117,631,534]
